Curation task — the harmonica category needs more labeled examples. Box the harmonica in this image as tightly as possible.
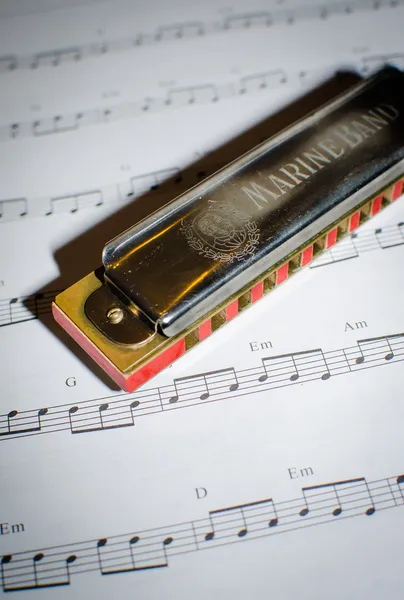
[53,66,404,392]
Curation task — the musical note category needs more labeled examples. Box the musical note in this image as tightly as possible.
[166,86,216,107]
[46,190,103,215]
[258,349,330,385]
[375,224,404,249]
[353,334,399,366]
[204,498,278,542]
[123,168,180,198]
[193,85,219,103]
[68,401,135,434]
[1,550,73,592]
[30,47,81,68]
[10,123,20,139]
[168,367,239,405]
[0,198,27,219]
[239,69,287,94]
[33,554,45,586]
[155,22,205,41]
[0,54,17,72]
[5,411,16,434]
[362,51,404,74]
[224,11,271,29]
[299,478,376,518]
[0,408,48,437]
[397,475,404,501]
[7,299,18,325]
[0,291,57,327]
[96,535,171,574]
[32,114,80,137]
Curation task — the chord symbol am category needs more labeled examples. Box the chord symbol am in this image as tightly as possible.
[345,320,368,331]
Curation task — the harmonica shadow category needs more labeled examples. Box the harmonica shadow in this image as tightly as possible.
[30,71,360,390]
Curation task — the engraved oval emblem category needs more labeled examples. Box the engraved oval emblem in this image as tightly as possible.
[181,201,260,263]
[194,210,247,252]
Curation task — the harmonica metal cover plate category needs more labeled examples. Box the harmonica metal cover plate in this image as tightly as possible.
[53,66,404,392]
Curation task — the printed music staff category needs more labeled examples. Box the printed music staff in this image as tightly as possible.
[0,291,57,327]
[0,59,386,144]
[310,222,404,268]
[1,329,403,441]
[2,1,399,75]
[2,470,403,592]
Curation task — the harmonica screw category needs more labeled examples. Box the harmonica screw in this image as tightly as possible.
[106,307,123,324]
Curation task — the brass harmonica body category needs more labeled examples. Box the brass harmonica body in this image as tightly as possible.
[53,66,404,391]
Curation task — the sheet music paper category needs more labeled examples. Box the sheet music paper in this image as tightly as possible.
[1,1,404,598]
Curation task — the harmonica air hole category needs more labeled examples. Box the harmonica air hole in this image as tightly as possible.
[288,255,301,274]
[313,237,325,256]
[383,179,402,202]
[359,200,371,220]
[263,273,276,293]
[212,310,226,331]
[238,290,252,311]
[338,217,349,235]
[185,330,200,351]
